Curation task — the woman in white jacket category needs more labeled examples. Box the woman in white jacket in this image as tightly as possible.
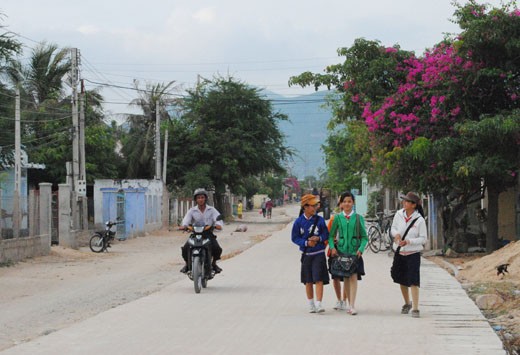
[391,192,427,318]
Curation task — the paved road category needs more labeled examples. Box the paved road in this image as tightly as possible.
[2,209,505,355]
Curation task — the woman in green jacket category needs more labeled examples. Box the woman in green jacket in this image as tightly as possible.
[328,191,368,315]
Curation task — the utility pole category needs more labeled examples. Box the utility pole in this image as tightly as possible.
[79,79,86,188]
[12,86,21,237]
[162,128,168,182]
[70,48,79,194]
[155,99,161,180]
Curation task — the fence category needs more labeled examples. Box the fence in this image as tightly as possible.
[0,183,52,263]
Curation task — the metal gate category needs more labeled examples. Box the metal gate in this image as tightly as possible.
[116,191,126,240]
[51,191,59,245]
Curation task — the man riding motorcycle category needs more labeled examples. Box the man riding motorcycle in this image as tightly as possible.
[180,188,224,274]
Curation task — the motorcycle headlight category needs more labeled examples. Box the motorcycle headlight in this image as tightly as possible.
[196,234,202,240]
[193,226,205,233]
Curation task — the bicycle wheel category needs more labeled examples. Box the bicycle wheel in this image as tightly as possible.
[368,226,382,253]
[89,233,104,253]
[381,222,394,251]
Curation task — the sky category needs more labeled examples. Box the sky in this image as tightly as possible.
[0,0,506,120]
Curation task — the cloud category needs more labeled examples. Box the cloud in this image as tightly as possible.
[77,25,100,36]
[193,7,216,24]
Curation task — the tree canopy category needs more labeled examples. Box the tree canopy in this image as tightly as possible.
[166,76,291,211]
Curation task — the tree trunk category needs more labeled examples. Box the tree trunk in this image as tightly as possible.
[213,191,224,217]
[486,187,500,252]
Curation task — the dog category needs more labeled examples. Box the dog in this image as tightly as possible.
[496,263,510,277]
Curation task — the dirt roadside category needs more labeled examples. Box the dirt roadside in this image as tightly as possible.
[0,206,293,352]
[427,240,520,354]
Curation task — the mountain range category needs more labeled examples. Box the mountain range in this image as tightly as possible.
[262,90,333,179]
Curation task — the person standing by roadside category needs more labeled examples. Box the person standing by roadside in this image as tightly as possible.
[261,198,267,218]
[391,192,427,318]
[328,191,368,315]
[291,194,330,313]
[266,198,273,219]
[237,200,243,219]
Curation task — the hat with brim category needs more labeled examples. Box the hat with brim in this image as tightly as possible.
[301,194,320,207]
[400,192,421,205]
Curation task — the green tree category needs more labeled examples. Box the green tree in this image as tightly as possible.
[0,13,22,166]
[352,1,519,251]
[169,76,291,213]
[289,39,413,188]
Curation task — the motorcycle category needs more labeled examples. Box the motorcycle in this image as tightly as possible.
[89,220,121,253]
[185,215,222,293]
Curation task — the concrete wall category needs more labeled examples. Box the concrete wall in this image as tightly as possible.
[0,236,43,263]
[0,182,53,263]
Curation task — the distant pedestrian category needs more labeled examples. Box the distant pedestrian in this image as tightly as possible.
[261,198,267,218]
[328,191,367,315]
[291,194,329,313]
[266,198,273,219]
[237,200,243,219]
[390,192,427,318]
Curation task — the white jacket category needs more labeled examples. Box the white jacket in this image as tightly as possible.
[391,209,427,253]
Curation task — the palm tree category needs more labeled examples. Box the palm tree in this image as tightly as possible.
[24,42,70,108]
[122,80,180,178]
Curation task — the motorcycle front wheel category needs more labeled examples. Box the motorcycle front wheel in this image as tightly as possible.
[192,256,202,294]
[89,233,104,253]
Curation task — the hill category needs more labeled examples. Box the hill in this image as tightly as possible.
[262,90,334,179]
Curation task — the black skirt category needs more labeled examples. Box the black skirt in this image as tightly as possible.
[392,252,421,287]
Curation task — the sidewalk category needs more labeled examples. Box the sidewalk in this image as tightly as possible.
[1,207,505,355]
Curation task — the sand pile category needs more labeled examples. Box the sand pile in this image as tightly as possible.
[457,240,520,283]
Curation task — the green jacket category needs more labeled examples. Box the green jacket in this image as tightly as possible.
[329,213,368,255]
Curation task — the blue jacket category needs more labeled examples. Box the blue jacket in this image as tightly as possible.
[291,213,329,254]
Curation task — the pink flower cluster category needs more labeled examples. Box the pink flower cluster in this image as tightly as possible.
[361,43,471,147]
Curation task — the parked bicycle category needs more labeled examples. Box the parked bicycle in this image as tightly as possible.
[367,212,395,253]
[89,220,122,253]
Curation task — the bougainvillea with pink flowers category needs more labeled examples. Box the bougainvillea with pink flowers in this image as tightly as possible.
[360,42,476,148]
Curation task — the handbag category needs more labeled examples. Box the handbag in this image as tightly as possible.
[300,215,319,263]
[390,217,419,282]
[330,253,358,278]
[329,214,362,277]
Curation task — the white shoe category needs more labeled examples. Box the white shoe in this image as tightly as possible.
[342,301,349,311]
[349,308,357,315]
[309,303,317,313]
[334,301,343,310]
[316,304,325,313]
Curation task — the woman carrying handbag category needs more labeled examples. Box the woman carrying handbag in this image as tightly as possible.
[328,191,368,315]
[390,192,428,318]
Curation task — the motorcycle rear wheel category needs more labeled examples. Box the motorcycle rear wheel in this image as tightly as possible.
[192,256,202,293]
[89,233,104,253]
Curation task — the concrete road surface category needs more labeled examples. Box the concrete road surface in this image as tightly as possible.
[2,211,505,355]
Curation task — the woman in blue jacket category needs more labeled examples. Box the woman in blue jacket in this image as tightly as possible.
[291,194,330,313]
